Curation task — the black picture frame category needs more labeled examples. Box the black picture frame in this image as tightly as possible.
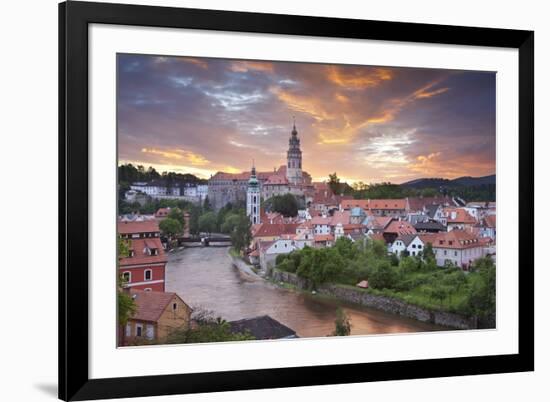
[59,1,534,400]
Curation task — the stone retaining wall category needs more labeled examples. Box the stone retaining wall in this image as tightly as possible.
[271,269,479,330]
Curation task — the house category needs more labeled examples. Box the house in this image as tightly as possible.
[368,199,409,218]
[443,208,477,231]
[349,207,367,224]
[262,174,291,199]
[310,216,332,235]
[251,222,299,247]
[123,289,192,345]
[314,234,334,248]
[425,204,447,225]
[340,199,369,211]
[229,315,297,339]
[259,238,296,271]
[407,196,452,213]
[476,215,496,242]
[382,219,416,244]
[294,221,314,249]
[391,234,425,257]
[430,230,485,270]
[118,220,167,292]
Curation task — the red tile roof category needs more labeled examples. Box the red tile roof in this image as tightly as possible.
[340,199,370,210]
[314,234,334,242]
[330,210,351,226]
[369,199,408,210]
[310,216,332,225]
[118,220,160,235]
[384,220,417,235]
[444,208,477,224]
[253,223,299,238]
[264,174,288,185]
[129,289,187,322]
[432,230,482,249]
[119,238,167,266]
[155,207,171,218]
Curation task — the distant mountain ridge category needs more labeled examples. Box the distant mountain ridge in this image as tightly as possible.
[400,174,496,189]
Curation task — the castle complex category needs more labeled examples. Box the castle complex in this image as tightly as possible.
[207,122,313,215]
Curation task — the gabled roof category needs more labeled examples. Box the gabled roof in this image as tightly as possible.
[229,315,297,339]
[432,230,481,249]
[384,220,417,235]
[444,208,477,224]
[314,234,334,242]
[119,238,167,266]
[425,204,441,219]
[311,216,332,225]
[253,223,299,238]
[395,233,418,246]
[118,220,160,235]
[330,210,351,226]
[129,289,188,323]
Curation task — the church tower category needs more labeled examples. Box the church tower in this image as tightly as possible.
[246,162,261,225]
[286,118,303,185]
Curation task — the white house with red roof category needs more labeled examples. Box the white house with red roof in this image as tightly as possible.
[431,230,485,269]
[443,207,477,231]
[118,220,167,292]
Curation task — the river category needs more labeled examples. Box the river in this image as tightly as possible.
[165,246,445,338]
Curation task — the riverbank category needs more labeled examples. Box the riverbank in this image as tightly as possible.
[270,269,484,330]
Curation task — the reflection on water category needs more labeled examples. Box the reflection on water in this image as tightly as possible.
[165,247,444,338]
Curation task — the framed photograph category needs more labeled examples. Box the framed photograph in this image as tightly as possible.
[59,1,534,400]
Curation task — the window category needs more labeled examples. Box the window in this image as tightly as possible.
[122,272,131,282]
[145,325,154,340]
[444,250,447,256]
[454,251,458,257]
[172,303,177,311]
[136,324,143,337]
[144,269,152,281]
[125,323,131,337]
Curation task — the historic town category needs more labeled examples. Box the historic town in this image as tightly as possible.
[117,121,496,346]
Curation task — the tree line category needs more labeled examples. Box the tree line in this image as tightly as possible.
[275,237,496,320]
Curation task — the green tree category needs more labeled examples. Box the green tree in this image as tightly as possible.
[165,314,255,344]
[369,261,399,290]
[332,308,351,336]
[264,193,299,217]
[199,211,217,235]
[167,207,185,227]
[221,213,241,234]
[159,217,183,238]
[230,214,252,252]
[117,238,136,346]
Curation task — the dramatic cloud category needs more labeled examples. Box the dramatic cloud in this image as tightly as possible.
[118,54,496,183]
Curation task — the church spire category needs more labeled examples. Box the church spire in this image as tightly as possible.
[292,116,297,136]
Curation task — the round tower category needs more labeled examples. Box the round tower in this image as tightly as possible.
[286,119,303,185]
[246,163,261,225]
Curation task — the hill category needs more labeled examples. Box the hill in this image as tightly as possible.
[401,174,495,189]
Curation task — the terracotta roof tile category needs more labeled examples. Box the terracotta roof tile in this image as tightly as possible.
[129,289,185,322]
[118,220,160,234]
[119,238,167,266]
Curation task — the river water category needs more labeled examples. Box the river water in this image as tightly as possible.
[165,247,444,338]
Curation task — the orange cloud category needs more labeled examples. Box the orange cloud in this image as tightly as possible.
[181,58,209,69]
[230,61,274,73]
[335,93,350,103]
[326,66,393,89]
[271,87,333,122]
[408,151,494,178]
[414,87,450,99]
[141,147,210,166]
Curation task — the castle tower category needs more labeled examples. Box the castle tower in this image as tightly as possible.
[286,118,303,185]
[246,162,261,225]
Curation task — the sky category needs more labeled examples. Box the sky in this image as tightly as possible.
[117,54,496,184]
